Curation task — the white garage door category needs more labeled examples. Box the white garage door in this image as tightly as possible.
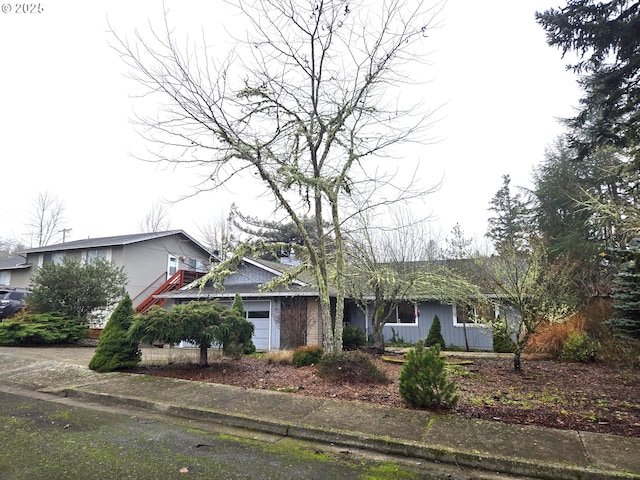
[245,300,271,350]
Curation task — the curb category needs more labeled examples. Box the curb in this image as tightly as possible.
[50,386,635,480]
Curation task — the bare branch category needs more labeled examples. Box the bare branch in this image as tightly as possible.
[110,0,444,352]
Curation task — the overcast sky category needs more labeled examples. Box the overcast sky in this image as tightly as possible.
[0,1,582,249]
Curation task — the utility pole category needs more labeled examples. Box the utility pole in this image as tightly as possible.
[60,228,72,243]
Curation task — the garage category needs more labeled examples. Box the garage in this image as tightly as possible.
[244,300,272,350]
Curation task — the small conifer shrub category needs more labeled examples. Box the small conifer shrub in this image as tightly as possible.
[399,341,459,409]
[0,312,87,346]
[342,323,366,351]
[425,315,445,349]
[89,295,141,372]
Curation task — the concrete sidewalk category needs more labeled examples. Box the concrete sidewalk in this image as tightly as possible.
[0,346,637,480]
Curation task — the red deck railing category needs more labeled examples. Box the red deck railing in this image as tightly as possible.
[135,270,205,314]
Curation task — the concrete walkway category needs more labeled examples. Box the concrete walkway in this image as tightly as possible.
[0,346,637,480]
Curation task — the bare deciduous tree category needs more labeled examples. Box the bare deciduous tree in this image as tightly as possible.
[140,201,172,233]
[197,210,236,259]
[344,207,481,350]
[0,238,25,259]
[111,0,442,353]
[27,191,66,247]
[474,238,580,371]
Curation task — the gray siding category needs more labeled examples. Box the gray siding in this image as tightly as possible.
[124,237,210,308]
[3,269,31,289]
[346,301,494,350]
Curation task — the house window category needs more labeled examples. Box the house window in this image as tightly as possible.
[454,302,497,326]
[86,248,110,263]
[43,252,65,266]
[247,311,270,319]
[0,271,9,285]
[168,256,178,276]
[386,302,419,325]
[184,258,207,272]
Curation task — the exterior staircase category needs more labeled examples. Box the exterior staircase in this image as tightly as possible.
[135,270,205,314]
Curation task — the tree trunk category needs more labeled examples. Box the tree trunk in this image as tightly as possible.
[199,343,209,367]
[513,350,521,371]
[513,345,522,372]
[513,330,529,372]
[462,322,470,352]
[372,308,385,352]
[373,324,385,351]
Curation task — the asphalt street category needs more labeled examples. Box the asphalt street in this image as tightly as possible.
[0,386,526,480]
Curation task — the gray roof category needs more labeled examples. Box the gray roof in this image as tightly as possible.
[0,257,30,271]
[19,230,212,256]
[158,282,322,300]
[158,256,330,300]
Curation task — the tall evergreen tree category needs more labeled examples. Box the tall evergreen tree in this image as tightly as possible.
[607,238,640,339]
[532,139,609,297]
[536,1,640,160]
[533,139,591,254]
[89,295,141,372]
[486,175,533,252]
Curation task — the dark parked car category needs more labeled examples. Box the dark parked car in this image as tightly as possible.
[0,288,29,320]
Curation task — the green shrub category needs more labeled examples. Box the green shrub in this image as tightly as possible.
[292,346,324,367]
[425,315,445,349]
[446,343,467,352]
[388,328,411,347]
[217,303,256,357]
[89,295,141,372]
[316,351,389,384]
[0,313,87,346]
[342,323,366,351]
[399,341,459,409]
[492,327,516,353]
[559,332,599,363]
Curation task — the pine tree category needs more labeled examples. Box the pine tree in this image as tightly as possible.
[89,295,141,372]
[399,342,458,409]
[607,238,640,340]
[425,315,445,349]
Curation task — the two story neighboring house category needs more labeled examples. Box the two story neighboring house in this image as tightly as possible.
[2,230,213,326]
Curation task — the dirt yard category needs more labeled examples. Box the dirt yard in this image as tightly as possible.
[134,351,640,438]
